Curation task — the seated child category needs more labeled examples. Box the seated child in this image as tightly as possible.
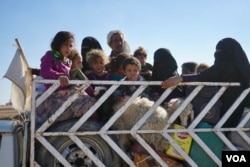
[68,48,88,80]
[68,48,94,96]
[117,57,150,98]
[106,52,131,80]
[37,31,97,128]
[86,49,118,123]
[86,49,113,81]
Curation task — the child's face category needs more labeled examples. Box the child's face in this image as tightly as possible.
[71,56,83,70]
[91,57,105,75]
[60,38,74,58]
[124,64,140,81]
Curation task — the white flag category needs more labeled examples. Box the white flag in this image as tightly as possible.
[4,49,32,113]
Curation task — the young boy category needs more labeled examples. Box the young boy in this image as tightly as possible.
[122,57,143,81]
[118,57,150,98]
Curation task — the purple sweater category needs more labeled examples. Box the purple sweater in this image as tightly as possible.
[40,51,71,90]
[40,51,71,79]
[40,51,94,96]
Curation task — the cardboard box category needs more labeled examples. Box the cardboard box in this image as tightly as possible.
[166,124,192,160]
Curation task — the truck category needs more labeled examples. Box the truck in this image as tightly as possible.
[0,40,249,167]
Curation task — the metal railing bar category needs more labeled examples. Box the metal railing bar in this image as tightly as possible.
[101,85,146,131]
[133,133,170,167]
[189,132,221,166]
[100,134,136,167]
[164,86,203,130]
[36,92,79,133]
[35,82,59,107]
[69,84,119,132]
[68,135,106,167]
[216,131,238,150]
[162,132,198,167]
[130,88,173,132]
[36,136,72,167]
[215,87,250,128]
[189,86,227,129]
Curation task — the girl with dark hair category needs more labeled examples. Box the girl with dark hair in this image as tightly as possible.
[37,31,97,128]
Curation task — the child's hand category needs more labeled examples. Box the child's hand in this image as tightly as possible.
[59,76,69,87]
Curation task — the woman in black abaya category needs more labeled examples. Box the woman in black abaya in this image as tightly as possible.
[151,48,184,101]
[162,37,250,127]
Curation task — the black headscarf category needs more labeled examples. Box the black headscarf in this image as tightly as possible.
[214,38,250,88]
[81,36,103,72]
[151,48,184,100]
[152,48,179,81]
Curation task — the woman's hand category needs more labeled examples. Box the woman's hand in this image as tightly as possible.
[161,76,183,89]
[59,76,69,87]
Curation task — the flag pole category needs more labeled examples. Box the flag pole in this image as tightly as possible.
[15,38,30,68]
[15,38,32,114]
[14,38,31,166]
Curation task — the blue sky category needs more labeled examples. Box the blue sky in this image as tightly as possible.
[1,0,250,104]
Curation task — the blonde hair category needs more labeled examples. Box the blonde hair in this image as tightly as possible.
[68,48,81,61]
[86,49,109,66]
[197,63,210,73]
[134,46,147,58]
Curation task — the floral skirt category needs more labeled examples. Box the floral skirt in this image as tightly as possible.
[35,87,97,129]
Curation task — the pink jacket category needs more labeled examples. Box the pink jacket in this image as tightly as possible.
[40,51,71,89]
[40,51,94,96]
[40,51,71,79]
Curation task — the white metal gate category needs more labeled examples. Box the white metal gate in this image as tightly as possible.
[30,80,250,167]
